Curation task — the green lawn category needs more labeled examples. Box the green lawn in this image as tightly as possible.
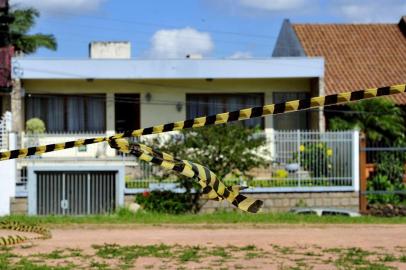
[1,209,406,226]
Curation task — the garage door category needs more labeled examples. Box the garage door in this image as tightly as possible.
[36,171,117,215]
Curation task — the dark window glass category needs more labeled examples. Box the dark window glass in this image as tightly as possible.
[186,93,264,128]
[273,92,309,130]
[26,94,106,132]
[115,94,140,132]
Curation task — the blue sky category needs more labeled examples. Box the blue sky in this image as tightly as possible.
[10,0,406,59]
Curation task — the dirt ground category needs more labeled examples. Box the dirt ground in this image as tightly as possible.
[2,224,406,269]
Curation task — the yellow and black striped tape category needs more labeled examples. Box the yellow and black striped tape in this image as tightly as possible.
[0,221,51,246]
[0,83,404,161]
[109,139,263,213]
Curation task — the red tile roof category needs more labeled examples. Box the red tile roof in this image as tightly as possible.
[293,18,406,104]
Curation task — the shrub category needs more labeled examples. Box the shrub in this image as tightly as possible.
[298,142,333,178]
[367,152,406,205]
[135,190,196,214]
[26,118,46,134]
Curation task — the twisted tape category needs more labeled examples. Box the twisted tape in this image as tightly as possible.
[109,139,263,213]
[0,221,51,246]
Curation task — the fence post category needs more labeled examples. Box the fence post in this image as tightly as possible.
[359,132,368,213]
[352,130,360,192]
[297,130,301,187]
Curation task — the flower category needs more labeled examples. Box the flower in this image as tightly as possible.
[299,145,305,152]
[142,190,150,198]
[327,148,333,156]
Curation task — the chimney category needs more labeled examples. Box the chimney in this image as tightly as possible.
[186,53,203,59]
[89,41,131,59]
[399,16,406,37]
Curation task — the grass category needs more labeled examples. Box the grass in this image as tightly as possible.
[1,209,406,226]
[1,243,405,270]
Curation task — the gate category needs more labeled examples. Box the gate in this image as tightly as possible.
[28,166,125,215]
[359,134,406,212]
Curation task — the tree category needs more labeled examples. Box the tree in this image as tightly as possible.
[138,124,268,213]
[150,124,268,180]
[9,7,57,54]
[329,99,405,145]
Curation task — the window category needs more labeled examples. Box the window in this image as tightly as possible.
[186,93,264,128]
[26,94,106,132]
[273,92,309,130]
[115,94,140,132]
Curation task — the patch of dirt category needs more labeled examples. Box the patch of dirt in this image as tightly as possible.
[5,224,406,270]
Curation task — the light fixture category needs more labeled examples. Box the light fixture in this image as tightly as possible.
[145,93,152,102]
[176,102,183,112]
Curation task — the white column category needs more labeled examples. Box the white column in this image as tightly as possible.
[0,133,17,216]
[352,130,360,192]
[105,93,116,157]
[106,93,115,132]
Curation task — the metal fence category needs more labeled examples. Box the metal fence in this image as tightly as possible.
[125,130,359,193]
[0,111,11,150]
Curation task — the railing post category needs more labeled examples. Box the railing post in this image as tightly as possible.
[359,132,368,213]
[297,130,301,187]
[352,130,360,192]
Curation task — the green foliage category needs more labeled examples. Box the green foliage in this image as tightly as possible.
[329,99,405,144]
[150,124,268,180]
[135,190,198,214]
[26,118,45,134]
[142,124,267,213]
[298,142,333,178]
[10,7,57,54]
[367,152,406,205]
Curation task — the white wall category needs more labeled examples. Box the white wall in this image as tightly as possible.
[0,133,16,216]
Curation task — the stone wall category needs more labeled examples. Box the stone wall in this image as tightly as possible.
[200,192,359,213]
[125,192,359,213]
[10,197,28,215]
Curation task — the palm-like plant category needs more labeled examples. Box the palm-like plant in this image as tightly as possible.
[9,7,57,54]
[329,99,405,145]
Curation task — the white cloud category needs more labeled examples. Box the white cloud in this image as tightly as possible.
[146,27,214,59]
[11,0,106,15]
[331,0,406,22]
[238,0,307,11]
[229,51,252,59]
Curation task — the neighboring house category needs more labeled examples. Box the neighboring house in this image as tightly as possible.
[273,15,406,122]
[8,42,324,149]
[2,42,338,215]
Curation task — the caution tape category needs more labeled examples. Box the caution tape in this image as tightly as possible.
[109,139,263,213]
[0,83,405,213]
[0,221,51,246]
[1,83,404,162]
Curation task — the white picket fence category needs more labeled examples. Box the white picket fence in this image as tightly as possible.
[0,111,11,150]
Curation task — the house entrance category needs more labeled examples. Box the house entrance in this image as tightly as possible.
[115,94,140,132]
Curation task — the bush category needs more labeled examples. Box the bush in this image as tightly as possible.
[298,142,333,178]
[26,118,46,134]
[135,190,196,214]
[367,152,406,205]
[140,124,268,213]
